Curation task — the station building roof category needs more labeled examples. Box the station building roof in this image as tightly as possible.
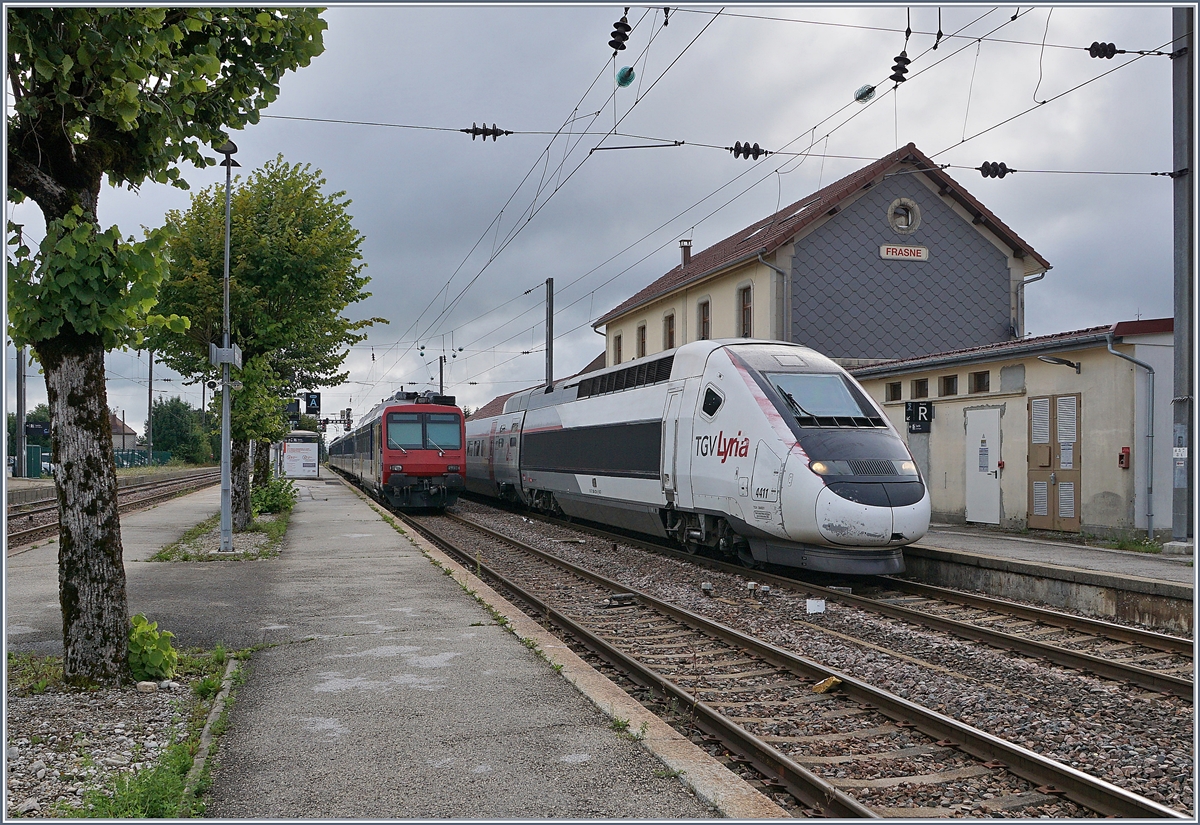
[594,142,1050,328]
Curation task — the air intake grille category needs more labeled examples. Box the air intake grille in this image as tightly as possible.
[849,459,897,476]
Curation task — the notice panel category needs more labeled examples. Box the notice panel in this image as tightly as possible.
[281,442,319,479]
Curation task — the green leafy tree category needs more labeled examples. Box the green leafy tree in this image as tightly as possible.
[5,8,325,684]
[149,156,381,529]
[146,396,209,464]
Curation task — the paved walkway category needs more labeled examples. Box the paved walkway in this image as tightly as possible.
[6,480,781,818]
[918,525,1195,587]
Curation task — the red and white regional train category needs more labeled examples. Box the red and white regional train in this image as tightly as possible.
[465,340,930,575]
[329,391,465,509]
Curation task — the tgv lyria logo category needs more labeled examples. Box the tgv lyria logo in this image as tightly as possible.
[695,431,750,463]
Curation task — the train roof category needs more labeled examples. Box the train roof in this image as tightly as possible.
[492,340,835,417]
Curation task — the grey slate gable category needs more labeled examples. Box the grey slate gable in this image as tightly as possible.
[791,174,1013,360]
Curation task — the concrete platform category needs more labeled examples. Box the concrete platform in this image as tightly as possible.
[903,525,1195,634]
[5,479,784,818]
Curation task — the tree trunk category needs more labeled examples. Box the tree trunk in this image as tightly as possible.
[232,437,252,530]
[37,329,129,686]
[253,438,272,488]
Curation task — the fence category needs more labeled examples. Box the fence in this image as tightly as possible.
[114,450,173,468]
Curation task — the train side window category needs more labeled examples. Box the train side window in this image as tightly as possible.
[509,436,516,446]
[701,386,724,419]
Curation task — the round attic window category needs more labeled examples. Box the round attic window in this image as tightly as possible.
[887,197,921,235]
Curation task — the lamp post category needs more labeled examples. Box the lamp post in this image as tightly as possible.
[217,140,240,552]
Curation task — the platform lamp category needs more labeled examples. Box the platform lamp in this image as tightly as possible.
[1037,355,1081,374]
[217,140,240,552]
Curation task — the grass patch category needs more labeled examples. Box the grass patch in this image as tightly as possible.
[6,652,63,696]
[34,645,241,818]
[150,512,290,562]
[1091,535,1163,554]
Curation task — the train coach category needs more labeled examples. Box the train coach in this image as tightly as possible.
[329,390,465,509]
[465,339,929,575]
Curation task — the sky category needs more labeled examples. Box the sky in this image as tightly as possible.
[4,3,1183,441]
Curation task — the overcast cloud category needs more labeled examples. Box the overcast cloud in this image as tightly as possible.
[5,4,1179,437]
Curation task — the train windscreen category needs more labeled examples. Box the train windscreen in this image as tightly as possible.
[387,412,462,451]
[425,413,462,451]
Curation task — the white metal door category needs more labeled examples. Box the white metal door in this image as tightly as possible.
[661,389,684,498]
[965,408,1001,524]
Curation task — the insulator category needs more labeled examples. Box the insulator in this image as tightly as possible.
[460,122,513,141]
[854,84,876,104]
[730,141,770,160]
[978,161,1011,178]
[890,50,911,83]
[663,7,669,26]
[1089,41,1118,59]
[610,15,630,51]
[616,66,636,87]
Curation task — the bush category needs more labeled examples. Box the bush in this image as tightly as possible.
[251,476,298,515]
[128,614,178,682]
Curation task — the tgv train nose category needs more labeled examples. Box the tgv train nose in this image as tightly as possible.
[811,485,931,546]
[814,486,894,546]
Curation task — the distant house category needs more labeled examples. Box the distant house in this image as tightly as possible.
[594,142,1049,366]
[110,413,138,451]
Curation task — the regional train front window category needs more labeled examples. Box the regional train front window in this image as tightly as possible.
[387,412,462,451]
[768,372,881,426]
[425,414,462,451]
[387,413,423,450]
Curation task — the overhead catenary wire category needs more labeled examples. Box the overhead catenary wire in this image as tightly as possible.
[336,8,1165,404]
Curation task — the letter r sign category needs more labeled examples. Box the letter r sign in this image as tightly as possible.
[905,401,933,433]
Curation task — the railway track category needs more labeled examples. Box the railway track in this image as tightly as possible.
[480,502,1193,701]
[6,469,222,548]
[404,509,1184,819]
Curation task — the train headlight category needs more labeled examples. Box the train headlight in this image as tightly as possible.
[894,460,919,476]
[390,465,403,472]
[808,459,852,476]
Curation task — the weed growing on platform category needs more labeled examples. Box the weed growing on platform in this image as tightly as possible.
[1089,534,1164,554]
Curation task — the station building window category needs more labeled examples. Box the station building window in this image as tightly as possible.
[663,313,676,350]
[739,286,752,337]
[939,375,958,397]
[698,300,711,340]
[885,382,901,402]
[636,324,646,358]
[968,370,991,393]
[613,334,622,365]
[911,378,929,399]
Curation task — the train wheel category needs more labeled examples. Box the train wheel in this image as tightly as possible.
[736,545,762,570]
[682,542,699,555]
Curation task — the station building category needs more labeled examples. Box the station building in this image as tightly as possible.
[593,142,1050,365]
[851,319,1174,540]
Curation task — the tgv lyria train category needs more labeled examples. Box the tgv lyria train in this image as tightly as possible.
[465,340,929,574]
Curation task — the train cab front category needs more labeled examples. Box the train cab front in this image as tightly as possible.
[381,407,465,509]
[760,365,930,573]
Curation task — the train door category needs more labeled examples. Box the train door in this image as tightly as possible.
[965,408,1001,524]
[750,441,784,529]
[1027,394,1081,532]
[486,420,498,483]
[661,387,685,502]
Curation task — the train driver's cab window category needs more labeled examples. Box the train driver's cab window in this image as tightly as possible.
[701,386,724,419]
[387,413,422,450]
[425,413,462,451]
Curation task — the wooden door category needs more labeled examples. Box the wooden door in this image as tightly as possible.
[1027,394,1081,532]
